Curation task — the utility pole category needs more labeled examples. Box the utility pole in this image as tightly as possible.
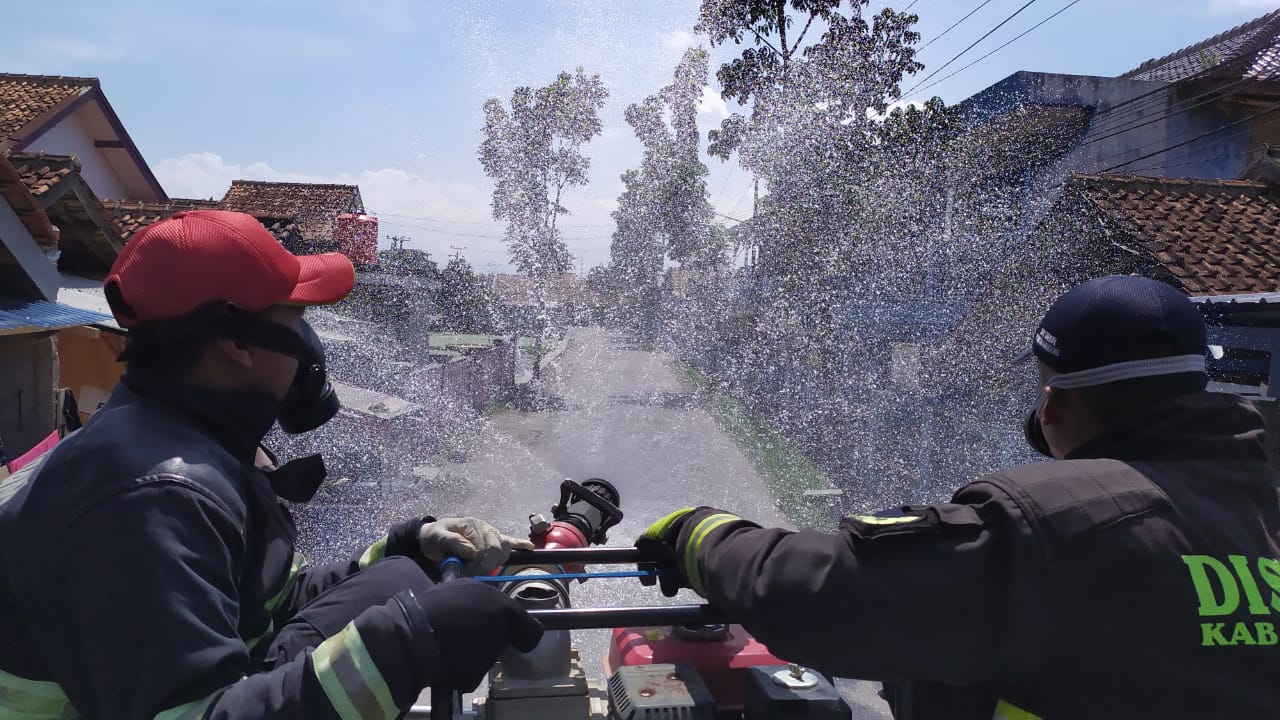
[450,245,465,261]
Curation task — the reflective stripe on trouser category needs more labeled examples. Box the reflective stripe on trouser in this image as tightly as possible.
[357,537,388,570]
[993,699,1042,720]
[0,667,76,719]
[310,622,399,720]
[683,513,741,596]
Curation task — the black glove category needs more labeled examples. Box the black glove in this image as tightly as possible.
[636,506,751,598]
[416,579,544,690]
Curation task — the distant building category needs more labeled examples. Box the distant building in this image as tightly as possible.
[219,180,364,255]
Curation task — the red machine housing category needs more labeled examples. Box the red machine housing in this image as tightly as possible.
[530,520,590,574]
[606,624,786,718]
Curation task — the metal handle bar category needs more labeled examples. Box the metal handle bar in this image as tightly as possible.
[527,604,724,630]
[506,547,651,566]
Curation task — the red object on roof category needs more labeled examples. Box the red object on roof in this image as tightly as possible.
[336,214,378,268]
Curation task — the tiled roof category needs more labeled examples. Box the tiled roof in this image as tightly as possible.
[0,153,54,245]
[219,180,363,242]
[1120,10,1280,82]
[1071,172,1280,294]
[0,74,95,150]
[7,152,79,205]
[100,198,220,239]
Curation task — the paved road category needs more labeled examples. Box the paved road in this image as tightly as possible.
[310,326,891,718]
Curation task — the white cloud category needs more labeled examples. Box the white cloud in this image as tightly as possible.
[698,85,729,121]
[151,151,621,272]
[664,28,697,51]
[153,152,321,200]
[866,99,928,123]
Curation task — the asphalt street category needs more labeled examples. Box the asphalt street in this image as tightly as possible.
[388,326,892,719]
[392,327,792,655]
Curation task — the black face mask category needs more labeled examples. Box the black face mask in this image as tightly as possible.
[1024,395,1053,458]
[204,309,340,434]
[277,318,341,434]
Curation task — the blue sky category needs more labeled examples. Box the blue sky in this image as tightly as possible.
[6,0,1275,272]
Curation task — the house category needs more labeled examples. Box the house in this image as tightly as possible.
[218,180,364,255]
[0,152,116,464]
[0,73,166,203]
[755,12,1280,506]
[906,168,1280,498]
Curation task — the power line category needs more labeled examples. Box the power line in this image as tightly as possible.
[1076,43,1272,139]
[368,209,614,229]
[1077,78,1260,150]
[379,217,613,243]
[1101,104,1280,173]
[902,0,1039,96]
[919,0,995,50]
[911,0,1084,96]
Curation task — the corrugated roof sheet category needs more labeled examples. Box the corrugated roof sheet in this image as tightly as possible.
[0,295,112,334]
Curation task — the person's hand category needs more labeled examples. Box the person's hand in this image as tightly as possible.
[415,579,544,691]
[635,508,699,597]
[418,517,534,576]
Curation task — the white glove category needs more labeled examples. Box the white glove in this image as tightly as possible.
[418,517,534,577]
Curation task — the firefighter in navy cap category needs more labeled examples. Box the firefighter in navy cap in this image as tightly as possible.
[0,210,541,719]
[639,275,1280,719]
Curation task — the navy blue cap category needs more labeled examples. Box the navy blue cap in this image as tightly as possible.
[1031,275,1207,389]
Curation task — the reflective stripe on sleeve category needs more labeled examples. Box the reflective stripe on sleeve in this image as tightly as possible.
[310,622,399,720]
[0,667,76,718]
[684,513,741,596]
[993,699,1042,720]
[357,537,388,570]
[265,551,308,617]
[154,681,240,720]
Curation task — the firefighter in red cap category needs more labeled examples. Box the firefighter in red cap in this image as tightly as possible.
[640,275,1280,719]
[0,210,541,719]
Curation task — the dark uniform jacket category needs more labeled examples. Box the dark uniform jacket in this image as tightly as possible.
[684,391,1280,719]
[0,374,435,719]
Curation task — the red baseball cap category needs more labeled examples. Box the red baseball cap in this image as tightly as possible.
[105,209,356,328]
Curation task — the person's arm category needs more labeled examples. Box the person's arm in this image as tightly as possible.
[279,516,434,615]
[681,486,1044,684]
[44,481,436,720]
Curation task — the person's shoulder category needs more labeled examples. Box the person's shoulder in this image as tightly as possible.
[958,459,1171,547]
[37,403,250,519]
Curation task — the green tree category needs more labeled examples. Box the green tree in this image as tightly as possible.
[479,68,608,377]
[479,68,608,282]
[436,256,494,333]
[610,48,721,336]
[698,0,929,367]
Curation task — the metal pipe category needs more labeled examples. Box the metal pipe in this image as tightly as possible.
[506,547,650,565]
[527,604,725,630]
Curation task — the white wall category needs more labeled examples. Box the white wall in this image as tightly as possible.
[24,107,132,201]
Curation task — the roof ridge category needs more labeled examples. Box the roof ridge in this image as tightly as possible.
[1070,171,1268,190]
[1119,10,1280,80]
[0,72,98,87]
[229,179,359,190]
